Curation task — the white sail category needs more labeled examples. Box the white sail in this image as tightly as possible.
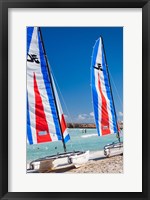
[91,37,119,137]
[27,27,70,144]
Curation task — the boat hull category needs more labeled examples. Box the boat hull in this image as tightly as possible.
[104,142,123,157]
[69,150,89,168]
[27,151,89,173]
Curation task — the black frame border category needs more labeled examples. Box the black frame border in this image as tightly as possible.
[0,0,149,199]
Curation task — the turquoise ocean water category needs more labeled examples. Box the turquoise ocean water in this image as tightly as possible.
[27,128,123,162]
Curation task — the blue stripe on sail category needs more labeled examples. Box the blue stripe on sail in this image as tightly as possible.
[101,45,117,134]
[27,94,33,144]
[37,28,62,140]
[91,39,101,136]
[27,27,34,54]
[27,27,34,145]
[64,134,70,143]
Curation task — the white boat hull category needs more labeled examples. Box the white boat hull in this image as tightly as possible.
[69,150,90,168]
[104,142,123,157]
[27,151,90,172]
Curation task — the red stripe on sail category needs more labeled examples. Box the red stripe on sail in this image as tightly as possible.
[98,73,110,135]
[34,73,52,143]
[60,114,67,134]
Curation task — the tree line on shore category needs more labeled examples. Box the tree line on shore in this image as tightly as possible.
[67,123,96,128]
[67,121,123,129]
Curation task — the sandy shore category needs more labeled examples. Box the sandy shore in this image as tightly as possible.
[65,154,123,173]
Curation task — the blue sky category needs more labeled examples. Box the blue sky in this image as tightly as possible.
[41,27,123,123]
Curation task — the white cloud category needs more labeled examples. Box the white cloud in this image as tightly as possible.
[78,114,88,120]
[76,112,95,123]
[65,112,95,123]
[90,112,94,117]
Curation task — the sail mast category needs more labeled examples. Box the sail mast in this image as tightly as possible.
[101,37,120,142]
[38,27,67,152]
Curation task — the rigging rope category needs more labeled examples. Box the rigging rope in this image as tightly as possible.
[109,71,123,108]
[109,70,123,140]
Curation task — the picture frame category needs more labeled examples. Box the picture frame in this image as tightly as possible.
[0,0,149,199]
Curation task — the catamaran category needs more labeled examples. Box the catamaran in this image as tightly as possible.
[27,27,89,172]
[91,36,123,157]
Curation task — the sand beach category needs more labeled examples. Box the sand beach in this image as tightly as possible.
[66,154,123,173]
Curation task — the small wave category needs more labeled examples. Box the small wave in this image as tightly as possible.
[81,133,97,138]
